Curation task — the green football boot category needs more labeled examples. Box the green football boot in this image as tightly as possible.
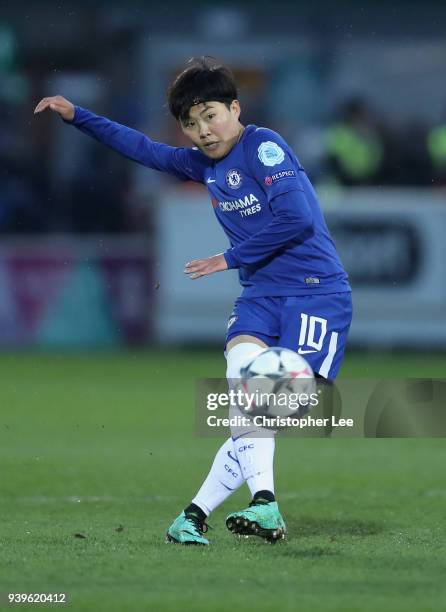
[166,511,210,546]
[226,500,286,543]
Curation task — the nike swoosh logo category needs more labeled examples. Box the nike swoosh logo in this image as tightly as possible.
[297,348,318,355]
[227,450,240,464]
[206,178,216,183]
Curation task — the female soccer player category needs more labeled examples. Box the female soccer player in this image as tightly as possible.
[35,58,352,545]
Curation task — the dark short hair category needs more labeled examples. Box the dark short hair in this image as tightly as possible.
[167,57,238,122]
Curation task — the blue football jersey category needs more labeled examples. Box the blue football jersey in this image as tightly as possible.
[69,108,350,298]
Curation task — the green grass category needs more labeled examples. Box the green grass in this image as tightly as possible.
[0,350,445,611]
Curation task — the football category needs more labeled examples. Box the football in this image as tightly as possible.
[236,347,317,420]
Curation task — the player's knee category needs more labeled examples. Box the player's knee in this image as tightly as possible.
[225,341,265,381]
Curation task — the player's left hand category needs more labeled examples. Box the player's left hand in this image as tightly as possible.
[184,253,228,279]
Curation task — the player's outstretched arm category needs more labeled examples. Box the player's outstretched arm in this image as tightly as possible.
[34,95,75,121]
[33,96,207,183]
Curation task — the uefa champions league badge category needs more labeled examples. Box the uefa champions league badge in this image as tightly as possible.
[258,141,285,167]
[226,169,243,189]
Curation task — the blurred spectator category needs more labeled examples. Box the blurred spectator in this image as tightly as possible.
[324,98,388,186]
[427,115,446,186]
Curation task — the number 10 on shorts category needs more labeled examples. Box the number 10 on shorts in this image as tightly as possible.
[298,313,327,353]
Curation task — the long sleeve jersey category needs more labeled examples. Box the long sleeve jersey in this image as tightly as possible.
[68,106,351,298]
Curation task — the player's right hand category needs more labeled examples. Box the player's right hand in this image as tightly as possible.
[34,95,75,121]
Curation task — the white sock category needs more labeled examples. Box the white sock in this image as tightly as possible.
[189,343,264,516]
[191,437,244,516]
[233,435,275,497]
[226,342,276,499]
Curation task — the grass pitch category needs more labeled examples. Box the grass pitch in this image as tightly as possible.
[1,350,445,611]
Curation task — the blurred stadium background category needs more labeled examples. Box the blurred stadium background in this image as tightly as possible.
[1,0,446,354]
